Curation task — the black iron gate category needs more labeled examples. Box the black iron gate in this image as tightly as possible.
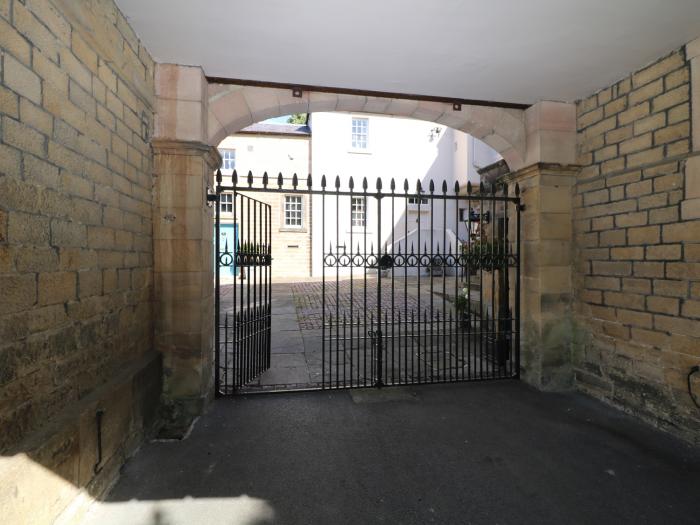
[214,170,272,394]
[215,170,520,395]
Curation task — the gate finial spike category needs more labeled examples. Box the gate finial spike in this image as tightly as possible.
[410,242,414,254]
[479,181,485,193]
[262,171,268,188]
[335,175,341,190]
[216,168,222,184]
[376,178,382,191]
[416,179,422,192]
[277,172,283,188]
[356,242,361,255]
[454,180,460,194]
[448,241,453,255]
[441,180,448,194]
[467,181,472,195]
[390,178,396,192]
[423,241,428,255]
[224,237,228,252]
[502,182,508,196]
[329,241,333,254]
[232,169,238,185]
[307,173,312,188]
[349,176,354,190]
[362,177,368,191]
[515,182,520,196]
[247,170,253,187]
[404,179,409,192]
[321,174,327,189]
[436,243,440,255]
[292,173,298,189]
[429,180,435,193]
[491,182,497,195]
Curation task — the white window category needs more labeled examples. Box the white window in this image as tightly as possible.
[351,197,366,227]
[284,196,303,227]
[220,193,233,213]
[351,118,369,150]
[220,148,236,171]
[408,196,428,205]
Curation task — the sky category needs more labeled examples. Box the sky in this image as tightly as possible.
[264,116,291,124]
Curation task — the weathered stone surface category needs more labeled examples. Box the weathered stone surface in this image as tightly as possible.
[0,2,157,524]
[573,45,699,445]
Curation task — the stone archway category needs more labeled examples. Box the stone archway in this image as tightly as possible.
[206,83,528,171]
[152,63,579,431]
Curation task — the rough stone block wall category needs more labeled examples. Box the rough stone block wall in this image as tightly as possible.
[0,0,158,519]
[574,47,699,442]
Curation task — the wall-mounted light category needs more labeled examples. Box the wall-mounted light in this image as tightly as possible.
[292,88,303,98]
[453,103,462,111]
[206,186,217,207]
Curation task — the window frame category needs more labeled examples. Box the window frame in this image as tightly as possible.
[220,192,233,214]
[219,148,236,171]
[351,196,366,228]
[350,117,369,152]
[282,194,304,230]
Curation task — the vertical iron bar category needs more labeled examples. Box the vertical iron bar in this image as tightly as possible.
[454,192,460,382]
[479,187,484,380]
[376,188,383,388]
[214,174,221,395]
[404,183,409,385]
[442,184,447,381]
[416,183,421,384]
[491,187,496,379]
[429,183,434,382]
[267,201,272,369]
[391,186,395,385]
[321,184,326,388]
[246,196,251,384]
[233,192,239,389]
[363,182,368,387]
[515,189,521,379]
[335,182,339,388]
[349,182,354,388]
[253,199,258,378]
[411,309,416,384]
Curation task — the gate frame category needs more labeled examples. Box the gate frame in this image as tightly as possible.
[214,169,521,394]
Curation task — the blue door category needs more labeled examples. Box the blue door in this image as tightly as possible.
[218,223,238,277]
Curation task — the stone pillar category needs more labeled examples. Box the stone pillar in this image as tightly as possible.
[507,163,579,389]
[152,65,218,433]
[507,101,579,390]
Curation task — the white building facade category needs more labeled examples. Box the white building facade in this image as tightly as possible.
[217,113,502,279]
[309,112,501,277]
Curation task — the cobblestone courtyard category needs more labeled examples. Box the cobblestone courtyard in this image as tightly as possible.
[219,276,506,391]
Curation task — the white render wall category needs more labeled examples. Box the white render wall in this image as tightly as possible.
[218,133,310,180]
[309,112,501,277]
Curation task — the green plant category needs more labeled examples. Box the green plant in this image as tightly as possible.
[454,292,469,313]
[461,240,508,270]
